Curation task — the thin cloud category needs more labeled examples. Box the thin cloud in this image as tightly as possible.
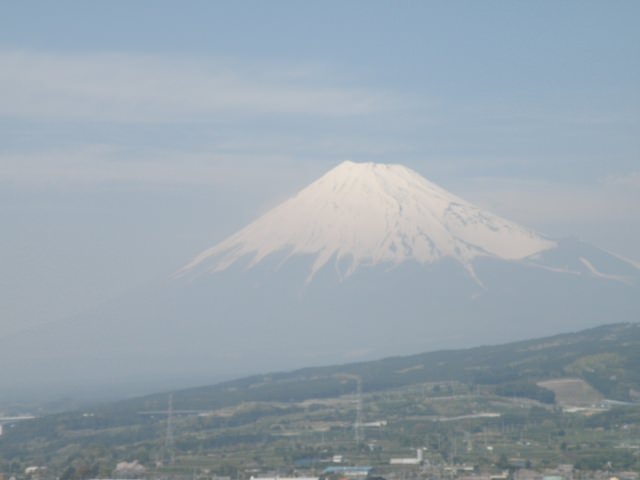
[458,176,640,226]
[455,176,640,263]
[0,51,395,122]
[0,145,324,191]
[605,171,640,189]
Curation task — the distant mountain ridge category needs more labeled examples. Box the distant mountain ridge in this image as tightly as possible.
[14,323,640,415]
[129,322,640,411]
[0,161,638,395]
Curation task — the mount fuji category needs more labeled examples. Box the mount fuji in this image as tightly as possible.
[178,161,555,283]
[2,161,639,394]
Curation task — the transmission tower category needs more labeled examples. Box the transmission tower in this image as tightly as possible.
[163,393,175,466]
[333,373,364,444]
[354,376,363,444]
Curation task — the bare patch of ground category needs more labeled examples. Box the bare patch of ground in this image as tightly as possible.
[538,378,603,406]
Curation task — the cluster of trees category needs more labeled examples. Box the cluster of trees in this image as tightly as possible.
[493,382,556,404]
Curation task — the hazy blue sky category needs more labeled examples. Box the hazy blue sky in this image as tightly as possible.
[1,1,639,335]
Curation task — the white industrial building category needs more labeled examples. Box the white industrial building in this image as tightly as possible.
[390,448,423,465]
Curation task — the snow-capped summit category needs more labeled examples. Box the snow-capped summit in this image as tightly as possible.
[180,161,555,281]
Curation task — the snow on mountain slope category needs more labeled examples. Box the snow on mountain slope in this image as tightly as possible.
[179,161,556,281]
